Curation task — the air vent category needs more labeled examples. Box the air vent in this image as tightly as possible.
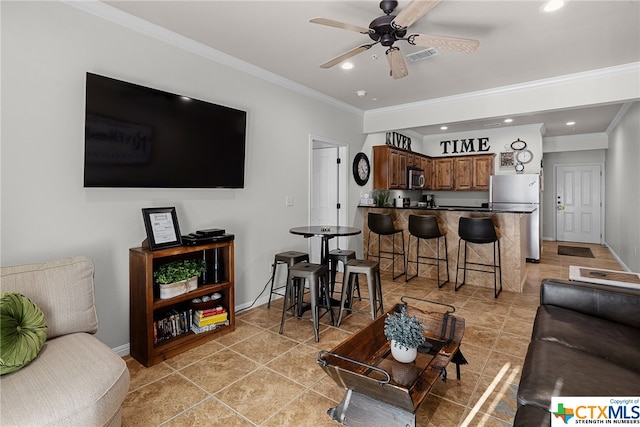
[484,123,502,128]
[406,48,439,62]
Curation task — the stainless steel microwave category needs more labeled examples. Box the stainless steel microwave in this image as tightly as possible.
[408,168,425,189]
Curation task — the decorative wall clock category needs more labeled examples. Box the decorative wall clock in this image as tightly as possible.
[353,152,370,186]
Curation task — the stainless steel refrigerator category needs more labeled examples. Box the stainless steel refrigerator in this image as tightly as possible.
[489,174,541,262]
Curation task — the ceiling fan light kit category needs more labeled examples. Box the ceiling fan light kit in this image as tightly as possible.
[310,0,479,79]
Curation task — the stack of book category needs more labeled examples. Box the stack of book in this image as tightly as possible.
[191,306,229,334]
[154,308,192,344]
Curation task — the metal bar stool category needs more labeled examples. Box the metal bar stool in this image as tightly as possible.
[267,251,309,309]
[337,259,384,326]
[367,212,406,280]
[279,262,334,342]
[406,215,449,287]
[328,249,361,301]
[455,217,502,298]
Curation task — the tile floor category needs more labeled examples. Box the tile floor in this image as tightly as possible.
[122,241,623,426]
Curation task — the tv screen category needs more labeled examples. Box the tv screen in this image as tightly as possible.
[84,73,246,188]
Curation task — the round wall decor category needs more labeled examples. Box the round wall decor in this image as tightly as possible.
[353,152,370,186]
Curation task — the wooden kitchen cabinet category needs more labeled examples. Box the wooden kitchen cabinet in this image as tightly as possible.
[432,157,455,190]
[434,154,494,191]
[471,154,495,191]
[373,145,408,189]
[421,156,433,189]
[454,157,474,190]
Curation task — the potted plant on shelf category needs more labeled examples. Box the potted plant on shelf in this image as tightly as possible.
[154,259,206,299]
[384,305,426,363]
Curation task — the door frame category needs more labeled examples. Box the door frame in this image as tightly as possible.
[553,162,605,243]
[309,135,349,261]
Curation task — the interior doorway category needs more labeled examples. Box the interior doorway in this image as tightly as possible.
[555,164,603,244]
[309,136,348,263]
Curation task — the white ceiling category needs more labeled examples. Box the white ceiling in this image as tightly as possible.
[102,0,640,137]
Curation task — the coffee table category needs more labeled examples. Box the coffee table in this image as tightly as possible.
[569,265,640,290]
[317,297,466,427]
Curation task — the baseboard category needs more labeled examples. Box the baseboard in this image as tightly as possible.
[112,343,130,357]
[603,242,632,272]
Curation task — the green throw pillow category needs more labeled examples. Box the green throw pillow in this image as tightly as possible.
[0,292,48,375]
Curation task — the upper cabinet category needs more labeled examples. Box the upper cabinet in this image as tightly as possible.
[374,145,408,189]
[373,145,494,191]
[432,157,455,191]
[470,154,495,191]
[452,155,494,190]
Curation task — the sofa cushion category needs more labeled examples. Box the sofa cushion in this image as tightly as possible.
[0,333,130,427]
[533,305,640,373]
[0,257,98,339]
[517,340,640,409]
[0,292,48,375]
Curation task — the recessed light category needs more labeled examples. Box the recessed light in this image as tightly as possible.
[566,121,576,126]
[440,126,448,130]
[542,0,565,13]
[341,62,354,70]
[180,96,191,101]
[356,90,367,97]
[504,118,513,123]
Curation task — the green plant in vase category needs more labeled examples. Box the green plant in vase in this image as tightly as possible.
[373,190,390,207]
[154,259,206,284]
[384,304,426,363]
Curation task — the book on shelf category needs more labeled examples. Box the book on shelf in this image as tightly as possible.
[154,308,192,344]
[194,306,226,318]
[191,320,230,334]
[192,310,228,327]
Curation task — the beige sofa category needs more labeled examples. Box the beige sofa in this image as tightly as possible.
[0,257,130,427]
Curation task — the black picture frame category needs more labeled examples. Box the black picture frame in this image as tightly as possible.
[142,207,182,250]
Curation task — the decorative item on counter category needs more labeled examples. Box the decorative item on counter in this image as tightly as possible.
[360,192,374,206]
[373,190,390,207]
[384,304,426,363]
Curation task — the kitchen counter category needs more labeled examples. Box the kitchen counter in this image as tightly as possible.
[359,206,529,293]
[359,205,537,214]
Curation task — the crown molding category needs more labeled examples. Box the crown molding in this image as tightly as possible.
[606,102,634,135]
[63,0,363,117]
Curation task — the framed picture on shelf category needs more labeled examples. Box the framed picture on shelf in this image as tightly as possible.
[142,207,182,250]
[499,151,515,168]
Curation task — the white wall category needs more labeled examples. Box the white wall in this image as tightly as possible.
[422,123,544,175]
[605,102,640,272]
[1,1,365,350]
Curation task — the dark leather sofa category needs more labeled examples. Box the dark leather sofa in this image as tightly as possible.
[513,278,640,426]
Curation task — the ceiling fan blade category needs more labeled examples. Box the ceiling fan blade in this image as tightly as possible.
[310,18,370,34]
[392,0,441,29]
[320,43,376,69]
[386,47,408,79]
[408,33,479,53]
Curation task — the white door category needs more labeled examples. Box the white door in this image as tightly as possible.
[310,138,348,263]
[556,164,602,244]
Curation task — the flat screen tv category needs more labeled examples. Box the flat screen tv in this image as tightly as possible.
[84,72,246,188]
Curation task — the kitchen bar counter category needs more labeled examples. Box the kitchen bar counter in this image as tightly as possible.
[359,205,537,214]
[359,206,530,293]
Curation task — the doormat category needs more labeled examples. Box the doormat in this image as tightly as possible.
[558,245,595,258]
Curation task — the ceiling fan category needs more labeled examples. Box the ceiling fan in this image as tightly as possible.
[310,0,479,79]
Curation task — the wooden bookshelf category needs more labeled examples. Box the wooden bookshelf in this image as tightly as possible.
[129,238,235,367]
